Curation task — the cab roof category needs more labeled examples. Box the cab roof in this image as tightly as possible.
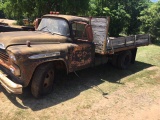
[43,14,89,23]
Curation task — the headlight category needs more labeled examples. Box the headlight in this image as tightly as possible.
[9,54,16,61]
[8,54,20,76]
[0,44,5,49]
[9,65,21,76]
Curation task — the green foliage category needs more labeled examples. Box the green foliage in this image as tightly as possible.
[88,0,110,16]
[0,2,2,10]
[0,0,153,37]
[120,0,150,35]
[88,0,150,36]
[139,1,160,42]
[1,0,90,24]
[0,2,5,18]
[109,4,131,36]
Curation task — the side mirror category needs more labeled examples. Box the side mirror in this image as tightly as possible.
[33,18,41,29]
[85,25,93,42]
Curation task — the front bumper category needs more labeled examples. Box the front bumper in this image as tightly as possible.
[0,70,22,94]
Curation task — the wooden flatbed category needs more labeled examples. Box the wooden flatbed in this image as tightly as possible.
[91,17,150,55]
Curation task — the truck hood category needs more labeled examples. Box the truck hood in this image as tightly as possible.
[0,31,69,49]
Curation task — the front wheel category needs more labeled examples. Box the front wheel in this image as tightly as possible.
[31,63,54,98]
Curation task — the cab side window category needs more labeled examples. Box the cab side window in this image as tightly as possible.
[72,22,87,40]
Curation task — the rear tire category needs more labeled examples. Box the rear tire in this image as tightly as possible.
[31,63,54,98]
[118,51,132,69]
[111,54,118,67]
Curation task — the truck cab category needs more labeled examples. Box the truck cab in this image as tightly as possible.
[37,14,95,72]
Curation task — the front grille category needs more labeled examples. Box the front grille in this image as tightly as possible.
[0,50,9,62]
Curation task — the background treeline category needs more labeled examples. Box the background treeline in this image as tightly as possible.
[0,0,159,41]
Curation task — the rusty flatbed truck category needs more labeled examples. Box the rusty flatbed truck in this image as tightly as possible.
[0,13,150,98]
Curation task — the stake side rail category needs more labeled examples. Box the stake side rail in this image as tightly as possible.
[106,34,150,54]
[91,17,150,55]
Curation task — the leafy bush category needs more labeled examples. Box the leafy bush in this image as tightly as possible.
[139,1,160,43]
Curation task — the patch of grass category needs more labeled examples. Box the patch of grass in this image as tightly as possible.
[98,81,122,94]
[123,67,160,86]
[137,45,160,67]
[78,103,92,109]
[15,110,24,115]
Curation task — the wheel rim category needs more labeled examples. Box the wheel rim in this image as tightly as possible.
[43,69,54,89]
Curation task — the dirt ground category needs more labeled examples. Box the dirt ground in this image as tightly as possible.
[0,64,160,120]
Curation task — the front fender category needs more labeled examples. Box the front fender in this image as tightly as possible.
[7,43,76,86]
[19,57,68,87]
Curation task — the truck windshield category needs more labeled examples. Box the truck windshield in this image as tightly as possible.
[37,17,70,36]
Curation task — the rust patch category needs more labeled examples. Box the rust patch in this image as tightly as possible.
[68,43,94,72]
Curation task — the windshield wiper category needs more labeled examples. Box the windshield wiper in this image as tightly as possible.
[39,26,47,31]
[38,26,52,34]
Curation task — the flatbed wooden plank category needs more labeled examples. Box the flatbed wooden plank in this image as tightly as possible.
[106,34,150,52]
[91,17,150,54]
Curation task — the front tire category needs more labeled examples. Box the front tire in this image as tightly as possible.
[31,63,54,98]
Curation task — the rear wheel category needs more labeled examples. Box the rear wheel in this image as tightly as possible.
[31,63,54,98]
[118,50,132,69]
[111,54,118,67]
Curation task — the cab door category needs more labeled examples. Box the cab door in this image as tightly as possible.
[68,22,95,72]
